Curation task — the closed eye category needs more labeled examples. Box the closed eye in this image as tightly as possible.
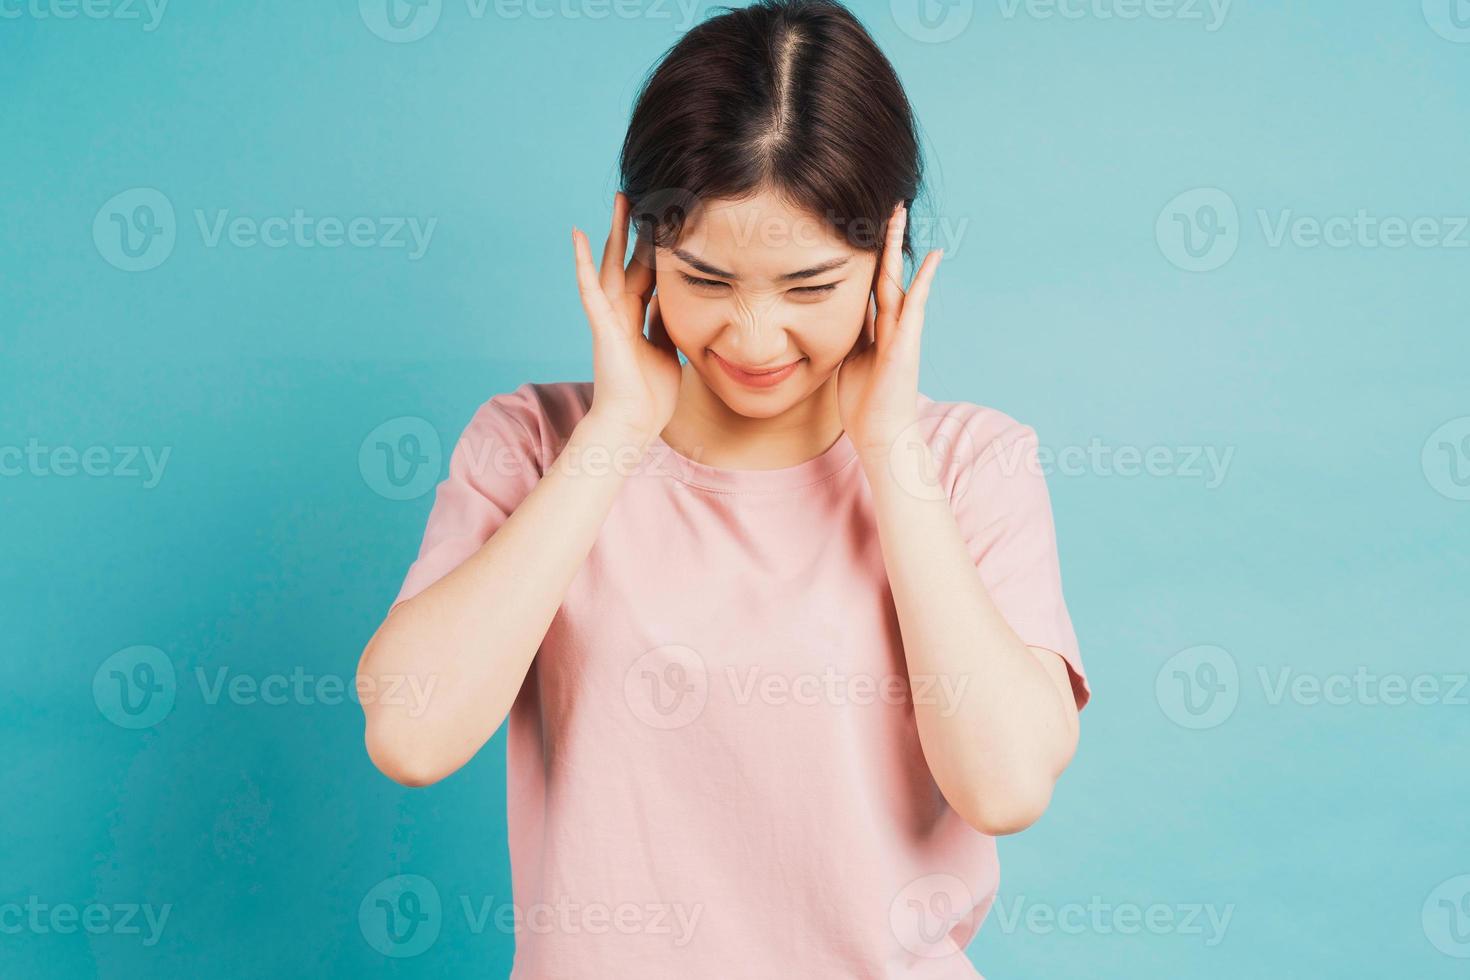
[678,271,839,297]
[679,272,728,290]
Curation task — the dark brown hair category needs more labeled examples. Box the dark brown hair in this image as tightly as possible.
[619,0,924,269]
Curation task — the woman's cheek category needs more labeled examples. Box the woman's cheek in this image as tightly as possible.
[809,289,868,363]
[660,294,727,357]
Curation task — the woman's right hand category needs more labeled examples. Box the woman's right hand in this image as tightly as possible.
[571,191,682,445]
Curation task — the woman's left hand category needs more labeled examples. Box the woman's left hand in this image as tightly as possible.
[836,202,944,458]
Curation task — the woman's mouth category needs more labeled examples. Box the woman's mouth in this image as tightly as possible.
[709,350,804,388]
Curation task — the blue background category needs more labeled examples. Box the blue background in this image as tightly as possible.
[3,0,1469,976]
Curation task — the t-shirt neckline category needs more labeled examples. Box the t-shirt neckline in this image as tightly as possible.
[648,427,860,493]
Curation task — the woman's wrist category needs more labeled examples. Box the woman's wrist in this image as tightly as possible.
[576,410,657,455]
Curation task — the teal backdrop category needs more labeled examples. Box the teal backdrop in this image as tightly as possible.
[3,0,1469,976]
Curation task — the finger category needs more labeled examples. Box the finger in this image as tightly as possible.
[864,290,877,343]
[573,227,621,336]
[625,227,656,305]
[646,292,677,356]
[599,191,630,296]
[894,248,943,346]
[874,203,907,349]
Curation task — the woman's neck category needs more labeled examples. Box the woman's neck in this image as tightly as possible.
[657,361,847,471]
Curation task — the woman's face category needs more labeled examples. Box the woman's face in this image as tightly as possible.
[654,190,879,419]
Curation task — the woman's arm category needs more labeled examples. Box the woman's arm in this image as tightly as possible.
[836,204,1080,836]
[358,191,681,788]
[356,413,650,787]
[861,429,1081,836]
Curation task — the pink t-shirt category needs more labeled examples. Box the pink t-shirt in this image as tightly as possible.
[391,379,1089,979]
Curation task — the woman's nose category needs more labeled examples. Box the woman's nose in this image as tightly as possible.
[728,289,784,342]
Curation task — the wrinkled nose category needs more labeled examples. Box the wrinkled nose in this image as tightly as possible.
[724,289,787,356]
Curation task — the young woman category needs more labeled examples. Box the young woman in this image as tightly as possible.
[356,1,1090,975]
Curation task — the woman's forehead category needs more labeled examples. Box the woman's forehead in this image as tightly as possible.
[684,194,847,246]
[660,196,867,280]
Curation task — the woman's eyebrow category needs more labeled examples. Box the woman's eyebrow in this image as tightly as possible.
[671,247,849,282]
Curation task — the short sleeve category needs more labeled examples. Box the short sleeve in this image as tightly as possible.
[949,423,1090,711]
[390,383,545,611]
